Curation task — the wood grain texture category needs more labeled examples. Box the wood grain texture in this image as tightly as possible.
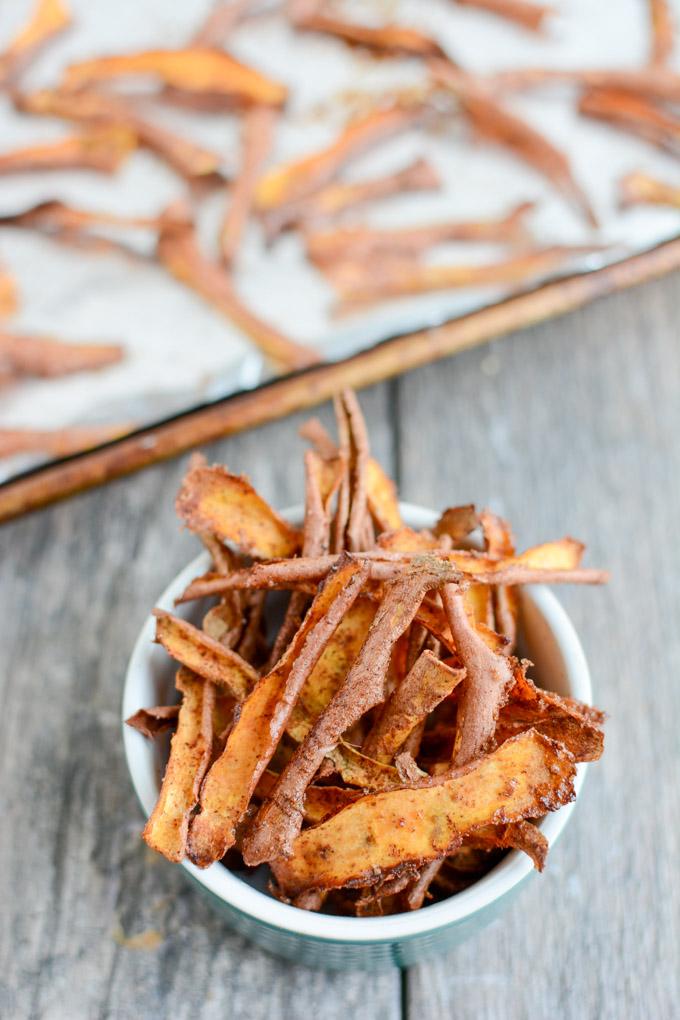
[1,284,678,1018]
[401,275,680,1020]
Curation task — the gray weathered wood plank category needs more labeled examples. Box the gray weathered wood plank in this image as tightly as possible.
[400,276,680,1020]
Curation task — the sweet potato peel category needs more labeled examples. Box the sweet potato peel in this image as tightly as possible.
[176,542,605,599]
[202,600,244,649]
[255,101,424,211]
[175,462,301,558]
[0,0,71,85]
[261,157,440,238]
[287,596,377,743]
[366,459,402,533]
[455,0,552,33]
[265,446,334,670]
[294,11,447,59]
[619,170,680,209]
[331,394,351,554]
[220,104,277,264]
[332,245,598,311]
[485,67,680,105]
[443,586,516,765]
[434,505,480,543]
[63,48,287,106]
[301,784,361,824]
[325,741,402,791]
[304,201,534,266]
[480,510,515,558]
[379,527,440,554]
[243,562,461,865]
[363,650,465,762]
[157,210,319,370]
[299,416,337,460]
[187,558,369,867]
[466,819,548,870]
[514,536,584,570]
[125,704,180,739]
[272,729,576,897]
[414,597,458,655]
[579,87,680,157]
[301,448,333,552]
[648,0,674,66]
[0,199,160,236]
[0,127,136,176]
[480,509,518,649]
[153,609,257,700]
[134,390,606,912]
[256,770,361,825]
[342,389,371,552]
[300,414,401,535]
[142,668,215,862]
[0,331,123,378]
[498,661,605,761]
[175,558,606,601]
[432,59,597,227]
[17,89,224,180]
[0,267,18,317]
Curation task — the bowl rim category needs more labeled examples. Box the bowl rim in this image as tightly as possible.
[122,501,591,944]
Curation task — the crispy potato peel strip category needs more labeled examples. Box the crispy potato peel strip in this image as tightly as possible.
[188,558,369,867]
[272,729,576,897]
[157,211,319,370]
[63,48,287,106]
[456,0,552,33]
[0,0,71,85]
[142,668,215,862]
[243,561,461,865]
[175,462,301,558]
[363,649,465,763]
[153,609,257,700]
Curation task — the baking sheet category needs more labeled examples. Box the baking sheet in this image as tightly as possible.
[2,0,680,482]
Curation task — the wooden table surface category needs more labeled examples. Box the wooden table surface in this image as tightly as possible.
[2,275,678,1020]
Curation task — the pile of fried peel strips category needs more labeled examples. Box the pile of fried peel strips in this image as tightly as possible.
[3,0,680,461]
[127,390,607,915]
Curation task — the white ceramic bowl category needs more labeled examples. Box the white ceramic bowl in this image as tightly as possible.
[122,503,592,969]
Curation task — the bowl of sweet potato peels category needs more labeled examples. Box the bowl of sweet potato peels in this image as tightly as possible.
[123,390,606,969]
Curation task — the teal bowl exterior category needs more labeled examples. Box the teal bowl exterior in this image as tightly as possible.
[123,503,592,970]
[183,865,529,969]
